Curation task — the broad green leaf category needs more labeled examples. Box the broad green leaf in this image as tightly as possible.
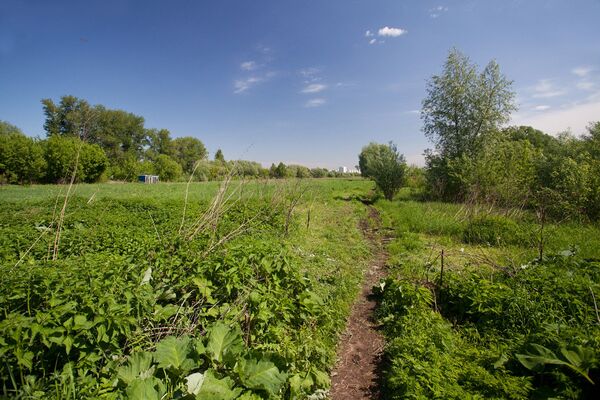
[126,378,162,400]
[63,335,74,355]
[154,335,195,373]
[236,358,287,395]
[185,372,205,395]
[311,369,330,388]
[196,369,241,400]
[117,352,154,385]
[193,277,216,303]
[206,322,244,364]
[516,344,566,370]
[237,391,263,400]
[517,344,595,384]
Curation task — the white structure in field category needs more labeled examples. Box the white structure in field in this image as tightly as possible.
[337,166,348,173]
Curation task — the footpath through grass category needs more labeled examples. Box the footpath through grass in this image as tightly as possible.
[375,189,600,399]
[0,178,373,399]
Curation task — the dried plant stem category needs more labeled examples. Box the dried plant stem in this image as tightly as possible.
[179,160,201,234]
[52,141,83,260]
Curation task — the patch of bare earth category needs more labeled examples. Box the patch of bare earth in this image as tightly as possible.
[330,206,388,400]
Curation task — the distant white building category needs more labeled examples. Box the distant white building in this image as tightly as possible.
[337,166,348,173]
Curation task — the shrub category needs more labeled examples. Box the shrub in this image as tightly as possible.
[44,135,108,183]
[0,133,46,184]
[154,154,182,181]
[359,142,407,200]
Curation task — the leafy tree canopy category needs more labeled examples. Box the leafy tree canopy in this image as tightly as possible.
[422,48,516,159]
[359,142,407,200]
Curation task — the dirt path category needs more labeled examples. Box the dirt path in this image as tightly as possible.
[330,205,388,399]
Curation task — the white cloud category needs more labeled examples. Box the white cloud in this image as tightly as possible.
[299,67,322,83]
[572,66,593,77]
[512,99,600,136]
[233,77,263,93]
[533,105,551,111]
[378,26,407,37]
[429,5,448,18]
[532,79,566,98]
[304,98,326,108]
[365,30,374,37]
[240,61,257,71]
[301,83,327,94]
[369,38,377,45]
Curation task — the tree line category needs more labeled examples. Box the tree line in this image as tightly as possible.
[360,49,600,221]
[0,96,348,184]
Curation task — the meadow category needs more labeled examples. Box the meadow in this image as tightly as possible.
[375,189,600,399]
[0,179,373,399]
[1,179,599,399]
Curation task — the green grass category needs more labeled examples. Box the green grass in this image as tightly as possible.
[0,178,374,399]
[375,188,600,399]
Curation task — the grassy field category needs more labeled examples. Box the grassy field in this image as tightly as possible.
[375,189,600,399]
[0,178,374,399]
[2,180,600,399]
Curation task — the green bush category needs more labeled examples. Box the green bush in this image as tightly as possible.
[358,142,407,200]
[44,135,108,183]
[0,133,46,184]
[154,154,183,181]
[375,278,532,399]
[439,253,600,397]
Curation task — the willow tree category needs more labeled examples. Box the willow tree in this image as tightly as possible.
[421,48,516,199]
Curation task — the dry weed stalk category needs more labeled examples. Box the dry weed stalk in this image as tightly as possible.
[51,111,97,260]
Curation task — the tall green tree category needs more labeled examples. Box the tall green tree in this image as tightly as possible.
[172,137,208,174]
[421,49,516,199]
[422,49,516,159]
[214,149,225,163]
[358,142,407,200]
[42,96,97,139]
[146,128,174,159]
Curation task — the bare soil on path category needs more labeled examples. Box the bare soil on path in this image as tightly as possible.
[330,205,389,399]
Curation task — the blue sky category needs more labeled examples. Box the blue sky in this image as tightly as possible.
[1,0,599,168]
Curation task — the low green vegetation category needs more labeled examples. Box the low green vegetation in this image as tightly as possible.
[0,179,372,398]
[375,191,600,399]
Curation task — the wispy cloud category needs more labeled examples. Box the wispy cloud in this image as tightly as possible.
[299,67,322,83]
[304,98,326,108]
[429,5,448,18]
[532,79,566,98]
[533,105,551,111]
[572,66,593,77]
[513,98,600,136]
[377,26,407,37]
[369,38,377,45]
[234,77,263,94]
[234,45,276,94]
[365,30,374,38]
[301,83,327,94]
[240,61,257,71]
